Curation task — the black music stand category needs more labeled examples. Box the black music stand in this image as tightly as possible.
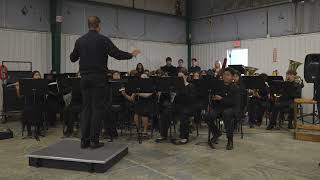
[242,76,266,90]
[62,78,81,137]
[267,76,284,85]
[107,80,127,140]
[228,65,245,75]
[155,77,185,138]
[154,76,184,92]
[19,79,48,140]
[126,78,155,144]
[195,78,224,146]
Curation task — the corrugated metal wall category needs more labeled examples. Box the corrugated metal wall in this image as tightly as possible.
[61,34,188,73]
[0,28,51,74]
[192,32,320,108]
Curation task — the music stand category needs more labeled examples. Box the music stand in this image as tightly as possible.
[242,76,266,90]
[267,76,284,85]
[154,77,185,138]
[228,65,245,75]
[154,76,184,92]
[269,80,284,97]
[126,78,156,144]
[107,80,127,141]
[19,79,48,140]
[195,78,224,146]
[126,78,155,94]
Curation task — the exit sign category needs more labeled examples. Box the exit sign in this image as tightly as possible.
[233,40,241,47]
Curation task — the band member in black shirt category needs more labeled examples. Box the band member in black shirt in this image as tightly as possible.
[189,58,201,73]
[16,71,44,138]
[207,60,222,78]
[267,70,303,130]
[204,68,240,150]
[136,63,144,77]
[247,73,270,128]
[70,16,140,149]
[161,57,177,77]
[177,59,184,72]
[172,68,196,145]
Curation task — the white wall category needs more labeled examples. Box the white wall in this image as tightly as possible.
[192,32,320,104]
[61,34,188,73]
[0,28,51,74]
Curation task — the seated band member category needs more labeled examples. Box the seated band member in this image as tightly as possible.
[233,71,247,128]
[267,70,303,130]
[136,63,144,77]
[156,75,176,143]
[104,71,123,140]
[16,71,44,138]
[200,70,207,78]
[247,73,270,128]
[189,58,201,73]
[205,68,240,150]
[177,59,184,72]
[172,68,196,145]
[122,73,154,135]
[192,72,200,80]
[207,60,222,78]
[161,57,177,77]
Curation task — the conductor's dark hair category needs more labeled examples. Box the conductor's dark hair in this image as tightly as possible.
[166,57,172,62]
[223,67,236,75]
[88,16,101,29]
[178,59,184,63]
[192,58,197,62]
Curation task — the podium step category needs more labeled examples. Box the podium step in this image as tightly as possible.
[295,124,320,142]
[28,139,128,173]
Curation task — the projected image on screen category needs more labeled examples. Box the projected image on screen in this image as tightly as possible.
[227,49,248,66]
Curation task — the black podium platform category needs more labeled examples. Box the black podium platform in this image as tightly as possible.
[28,139,128,173]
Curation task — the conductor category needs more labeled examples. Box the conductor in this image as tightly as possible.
[70,16,141,149]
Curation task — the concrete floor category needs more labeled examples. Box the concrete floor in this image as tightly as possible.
[0,120,320,180]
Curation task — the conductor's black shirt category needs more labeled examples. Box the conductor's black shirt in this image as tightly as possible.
[70,30,133,76]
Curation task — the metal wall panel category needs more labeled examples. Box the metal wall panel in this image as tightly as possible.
[268,3,295,37]
[86,5,118,37]
[192,33,320,110]
[191,19,213,44]
[0,0,4,27]
[302,0,320,34]
[90,0,181,15]
[145,14,185,43]
[61,0,186,43]
[118,9,145,39]
[61,1,86,35]
[212,14,238,42]
[191,0,212,18]
[5,0,50,31]
[61,34,187,73]
[237,9,267,39]
[0,28,51,74]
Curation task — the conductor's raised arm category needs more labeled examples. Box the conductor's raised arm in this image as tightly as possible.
[105,37,141,60]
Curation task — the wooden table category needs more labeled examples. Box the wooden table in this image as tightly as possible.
[294,98,320,142]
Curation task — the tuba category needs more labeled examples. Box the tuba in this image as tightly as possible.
[244,67,259,76]
[287,60,303,85]
[288,60,302,72]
